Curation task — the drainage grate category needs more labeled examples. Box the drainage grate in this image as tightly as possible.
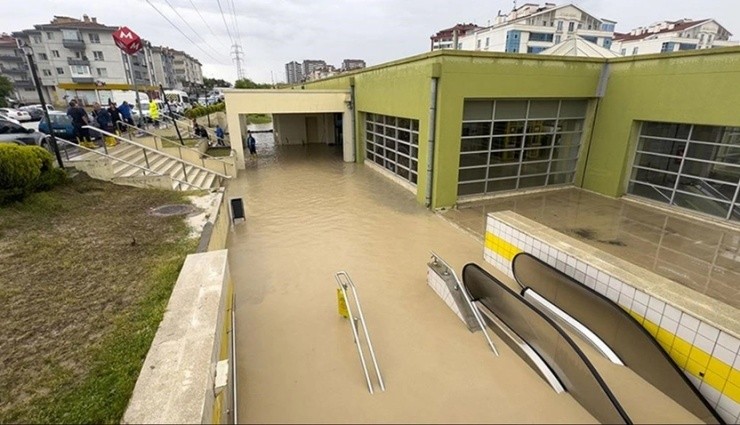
[150,204,196,217]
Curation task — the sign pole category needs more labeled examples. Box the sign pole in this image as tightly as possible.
[160,84,184,145]
[126,54,144,128]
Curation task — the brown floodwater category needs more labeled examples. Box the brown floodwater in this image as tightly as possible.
[225,134,596,423]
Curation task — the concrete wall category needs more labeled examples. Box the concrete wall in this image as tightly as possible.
[123,249,234,424]
[584,48,740,197]
[273,113,336,145]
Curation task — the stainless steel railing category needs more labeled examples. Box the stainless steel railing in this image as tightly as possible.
[55,137,204,190]
[429,252,499,356]
[334,271,385,394]
[116,121,234,176]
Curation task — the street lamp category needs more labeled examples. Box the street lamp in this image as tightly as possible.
[18,40,64,169]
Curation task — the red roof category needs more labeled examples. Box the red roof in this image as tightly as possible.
[613,20,708,42]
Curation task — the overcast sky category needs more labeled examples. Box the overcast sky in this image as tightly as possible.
[1,0,738,84]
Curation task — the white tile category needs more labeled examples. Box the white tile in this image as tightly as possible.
[567,256,577,267]
[647,297,666,314]
[680,313,701,331]
[595,281,608,296]
[717,394,740,418]
[713,344,736,366]
[596,270,610,286]
[677,324,697,344]
[694,334,716,354]
[717,331,740,353]
[558,251,567,262]
[606,287,620,303]
[608,277,623,293]
[698,322,720,341]
[620,284,636,298]
[663,304,682,322]
[565,266,576,277]
[633,290,649,306]
[699,382,721,405]
[618,293,633,309]
[586,265,598,279]
[659,316,679,334]
[715,407,738,425]
[631,300,647,317]
[686,372,701,388]
[646,307,663,325]
[734,353,740,370]
[575,271,586,284]
[576,261,587,272]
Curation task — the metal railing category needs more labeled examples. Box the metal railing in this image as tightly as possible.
[55,137,204,190]
[430,252,499,356]
[334,271,385,394]
[116,121,234,176]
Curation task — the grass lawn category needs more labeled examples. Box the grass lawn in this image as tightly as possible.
[247,114,272,124]
[206,147,233,157]
[0,174,199,423]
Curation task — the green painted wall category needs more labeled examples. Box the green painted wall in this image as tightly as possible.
[584,48,740,197]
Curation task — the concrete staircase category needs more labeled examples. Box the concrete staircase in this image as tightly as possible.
[66,134,227,191]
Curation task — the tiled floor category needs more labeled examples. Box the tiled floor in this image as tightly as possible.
[442,188,740,310]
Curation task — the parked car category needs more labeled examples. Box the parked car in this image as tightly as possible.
[0,111,21,125]
[38,111,76,140]
[0,107,32,122]
[0,119,50,149]
[20,106,44,121]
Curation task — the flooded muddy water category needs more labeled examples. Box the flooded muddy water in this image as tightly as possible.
[226,136,595,423]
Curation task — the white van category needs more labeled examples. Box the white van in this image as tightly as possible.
[164,90,191,114]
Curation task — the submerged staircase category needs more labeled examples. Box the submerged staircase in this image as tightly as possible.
[60,126,233,191]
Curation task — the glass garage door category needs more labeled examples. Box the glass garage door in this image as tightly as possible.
[458,99,587,197]
[365,113,420,185]
[628,122,740,221]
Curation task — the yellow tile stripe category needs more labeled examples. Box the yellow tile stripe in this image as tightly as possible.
[627,309,740,404]
[485,232,523,261]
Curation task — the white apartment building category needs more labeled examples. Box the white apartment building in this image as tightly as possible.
[456,3,616,54]
[612,19,738,56]
[172,49,203,89]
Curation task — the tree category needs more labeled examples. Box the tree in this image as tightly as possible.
[234,78,272,89]
[0,75,13,108]
[203,77,232,90]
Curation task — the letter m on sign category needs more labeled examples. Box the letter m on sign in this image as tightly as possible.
[112,26,143,55]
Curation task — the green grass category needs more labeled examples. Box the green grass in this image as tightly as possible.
[0,175,199,423]
[247,113,272,124]
[206,147,233,157]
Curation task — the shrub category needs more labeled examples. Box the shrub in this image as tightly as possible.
[0,145,66,204]
[185,102,225,119]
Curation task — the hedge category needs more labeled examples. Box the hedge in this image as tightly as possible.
[0,144,67,204]
[184,102,225,119]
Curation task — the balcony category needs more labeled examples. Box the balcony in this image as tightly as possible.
[0,66,28,75]
[62,38,86,50]
[14,79,34,89]
[0,54,24,62]
[67,57,90,66]
[71,75,94,83]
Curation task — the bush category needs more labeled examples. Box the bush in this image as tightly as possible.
[184,102,225,119]
[0,145,66,204]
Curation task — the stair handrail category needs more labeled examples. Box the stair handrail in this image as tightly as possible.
[116,121,234,163]
[83,126,230,180]
[55,137,205,190]
[430,252,500,356]
[334,271,385,394]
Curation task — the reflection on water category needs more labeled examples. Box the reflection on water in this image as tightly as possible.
[225,141,594,423]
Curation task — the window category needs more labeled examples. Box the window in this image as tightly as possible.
[660,42,674,53]
[56,67,64,75]
[70,65,91,76]
[581,36,598,44]
[458,99,588,197]
[554,35,561,44]
[603,38,612,49]
[529,33,554,42]
[364,113,420,186]
[527,46,547,53]
[38,53,48,61]
[557,21,563,31]
[52,50,60,58]
[620,48,627,55]
[568,22,575,32]
[46,32,54,40]
[93,51,104,61]
[89,33,100,43]
[32,35,42,44]
[96,67,108,77]
[75,51,82,59]
[476,39,481,50]
[632,47,639,55]
[61,29,79,40]
[628,122,740,221]
[679,43,697,51]
[134,71,142,79]
[485,37,490,47]
[42,69,52,76]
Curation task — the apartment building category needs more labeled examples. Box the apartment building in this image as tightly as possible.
[0,34,37,103]
[171,49,203,89]
[301,60,327,78]
[430,23,483,50]
[149,45,177,89]
[285,61,303,84]
[612,19,738,56]
[435,3,615,54]
[341,59,366,71]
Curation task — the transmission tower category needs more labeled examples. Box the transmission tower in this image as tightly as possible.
[231,44,245,79]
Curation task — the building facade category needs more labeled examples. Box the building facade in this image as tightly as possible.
[341,59,366,71]
[612,19,738,56]
[171,49,203,89]
[301,60,327,78]
[0,34,37,103]
[149,45,177,89]
[440,3,615,54]
[285,61,303,84]
[430,23,483,50]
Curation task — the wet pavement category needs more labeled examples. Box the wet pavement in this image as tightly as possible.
[442,188,740,310]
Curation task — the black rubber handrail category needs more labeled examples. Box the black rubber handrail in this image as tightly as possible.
[511,252,723,424]
[463,263,632,424]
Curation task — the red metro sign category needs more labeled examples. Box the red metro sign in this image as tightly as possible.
[112,26,143,55]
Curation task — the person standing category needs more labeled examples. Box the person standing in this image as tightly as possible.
[118,101,134,127]
[68,100,92,147]
[247,131,257,155]
[215,125,225,147]
[108,102,122,134]
[93,102,116,147]
[149,100,160,129]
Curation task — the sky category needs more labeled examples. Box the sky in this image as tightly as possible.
[1,0,738,84]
